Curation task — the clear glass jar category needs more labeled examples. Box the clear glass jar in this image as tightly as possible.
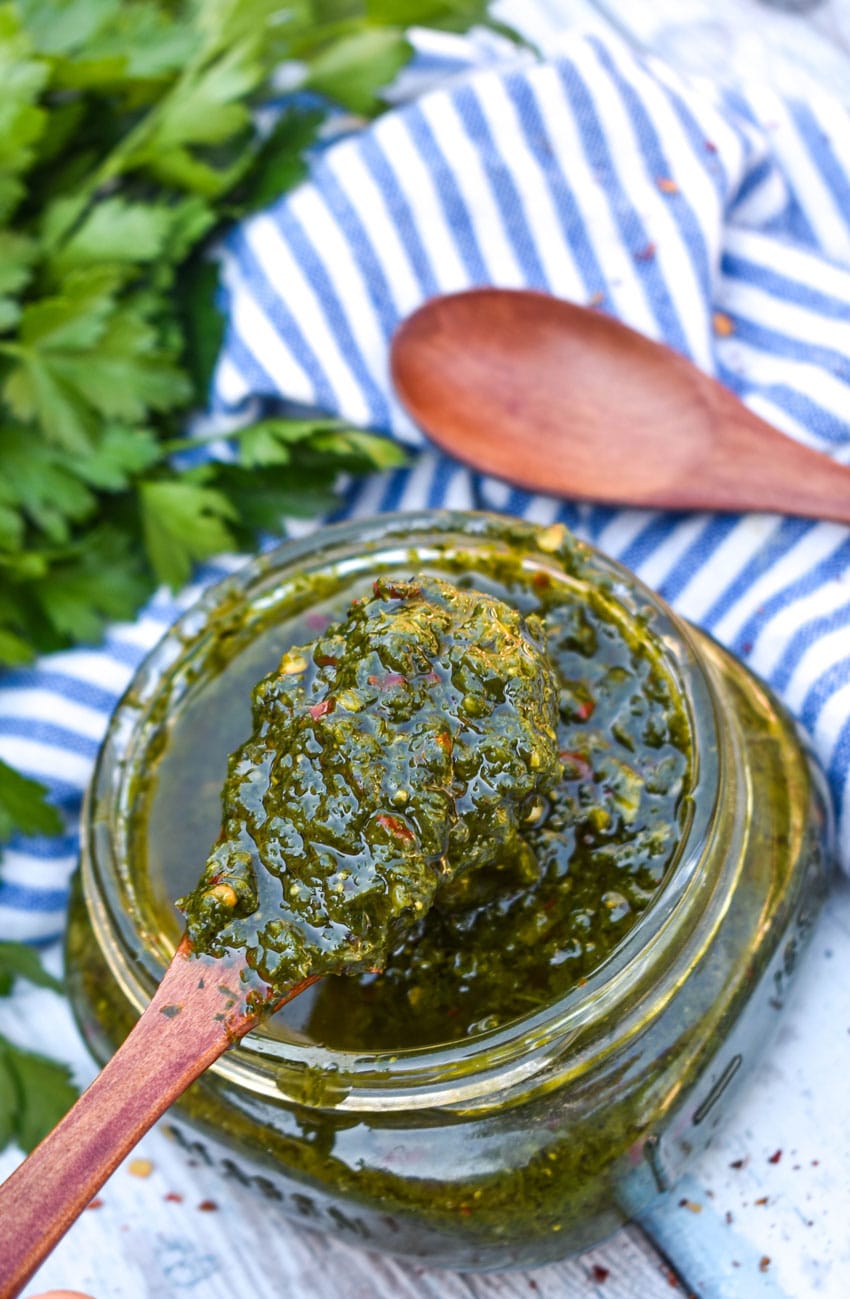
[67,510,832,1271]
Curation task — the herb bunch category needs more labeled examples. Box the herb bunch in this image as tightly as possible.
[0,0,496,1149]
[0,0,499,839]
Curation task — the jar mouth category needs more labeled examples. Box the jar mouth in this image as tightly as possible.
[82,509,729,1111]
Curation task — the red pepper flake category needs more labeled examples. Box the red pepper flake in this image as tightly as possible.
[376,813,415,842]
[308,698,334,720]
[435,732,453,753]
[590,1263,610,1282]
[755,1196,769,1206]
[730,1157,747,1170]
[759,1256,771,1273]
[458,1204,472,1216]
[314,653,338,668]
[712,311,736,337]
[634,242,656,261]
[811,1159,820,1166]
[198,1200,218,1212]
[368,673,407,690]
[657,176,679,193]
[87,1197,104,1210]
[704,139,718,153]
[164,1192,184,1203]
[768,1149,783,1164]
[661,1266,680,1288]
[560,750,593,780]
[575,699,595,721]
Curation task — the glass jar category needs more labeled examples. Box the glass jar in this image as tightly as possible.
[67,510,832,1271]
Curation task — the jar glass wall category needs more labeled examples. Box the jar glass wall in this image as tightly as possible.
[67,511,832,1271]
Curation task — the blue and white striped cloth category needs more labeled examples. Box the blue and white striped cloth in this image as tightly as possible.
[5,24,850,948]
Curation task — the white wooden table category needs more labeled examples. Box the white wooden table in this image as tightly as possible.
[3,4,850,1297]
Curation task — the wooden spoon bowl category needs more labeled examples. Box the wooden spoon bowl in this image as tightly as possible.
[390,288,850,523]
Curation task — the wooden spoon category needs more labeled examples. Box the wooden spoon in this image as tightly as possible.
[0,935,316,1299]
[390,287,850,522]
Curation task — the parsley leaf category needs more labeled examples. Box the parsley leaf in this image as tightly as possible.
[305,27,412,116]
[0,1036,77,1152]
[0,229,37,328]
[70,424,161,491]
[0,932,78,1155]
[50,197,175,273]
[0,5,49,222]
[0,941,62,995]
[0,628,32,666]
[0,425,96,543]
[235,107,325,218]
[140,472,237,588]
[366,0,493,29]
[33,525,154,643]
[0,758,62,841]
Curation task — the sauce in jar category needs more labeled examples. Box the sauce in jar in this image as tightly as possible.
[68,511,831,1269]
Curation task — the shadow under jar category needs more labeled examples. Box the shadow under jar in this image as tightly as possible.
[67,510,832,1271]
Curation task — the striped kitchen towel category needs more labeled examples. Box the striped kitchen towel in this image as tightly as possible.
[4,22,850,945]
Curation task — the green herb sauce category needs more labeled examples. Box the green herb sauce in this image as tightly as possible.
[308,566,692,1048]
[179,575,562,991]
[161,533,692,1048]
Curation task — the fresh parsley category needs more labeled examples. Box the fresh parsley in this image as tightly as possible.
[0,0,501,820]
[0,1037,78,1153]
[0,942,76,1152]
[0,759,62,841]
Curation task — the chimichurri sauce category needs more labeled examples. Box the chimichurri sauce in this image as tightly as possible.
[144,527,693,1050]
[179,575,562,992]
[308,576,692,1048]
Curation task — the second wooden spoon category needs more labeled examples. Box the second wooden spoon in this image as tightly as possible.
[390,288,850,523]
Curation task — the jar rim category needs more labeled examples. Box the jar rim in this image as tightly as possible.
[82,509,729,1111]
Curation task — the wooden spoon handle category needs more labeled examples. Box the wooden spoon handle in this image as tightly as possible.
[0,938,314,1299]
